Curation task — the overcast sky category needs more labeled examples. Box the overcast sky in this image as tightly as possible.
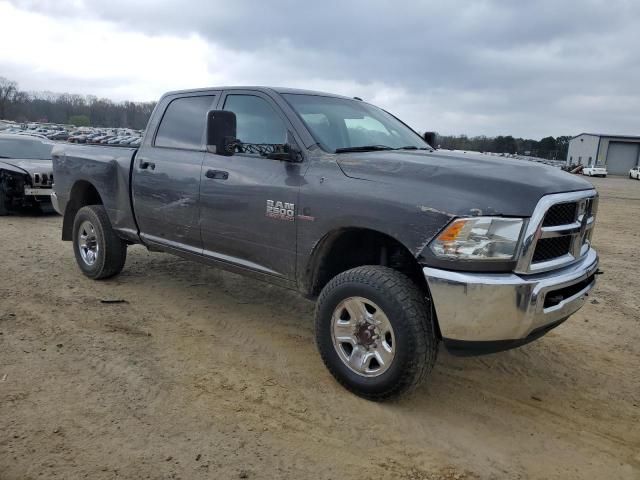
[2,0,639,138]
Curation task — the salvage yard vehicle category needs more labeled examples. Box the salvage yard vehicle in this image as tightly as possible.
[629,166,640,180]
[0,134,54,215]
[582,164,608,177]
[52,87,600,399]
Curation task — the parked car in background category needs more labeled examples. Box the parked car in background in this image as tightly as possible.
[89,135,109,144]
[629,166,640,180]
[118,136,136,145]
[0,134,54,215]
[47,131,69,141]
[72,134,89,144]
[582,164,607,177]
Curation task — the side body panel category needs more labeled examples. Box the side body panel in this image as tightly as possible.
[199,90,305,280]
[295,151,454,292]
[132,146,205,250]
[132,91,221,251]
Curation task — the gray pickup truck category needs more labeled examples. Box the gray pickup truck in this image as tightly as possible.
[52,87,599,399]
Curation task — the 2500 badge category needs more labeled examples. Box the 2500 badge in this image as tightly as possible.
[266,200,295,221]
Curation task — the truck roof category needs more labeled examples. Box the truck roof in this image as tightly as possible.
[161,86,354,100]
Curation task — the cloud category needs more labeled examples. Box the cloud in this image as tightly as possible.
[2,0,640,138]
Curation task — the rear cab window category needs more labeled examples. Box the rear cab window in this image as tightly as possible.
[154,95,216,150]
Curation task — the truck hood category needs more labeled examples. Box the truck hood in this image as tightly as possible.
[0,158,53,176]
[336,150,594,217]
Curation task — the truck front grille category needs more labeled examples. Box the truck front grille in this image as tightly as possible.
[516,190,598,274]
[532,236,572,263]
[32,172,54,187]
[542,202,577,227]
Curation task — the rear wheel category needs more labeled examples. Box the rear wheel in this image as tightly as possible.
[72,205,127,279]
[315,266,438,400]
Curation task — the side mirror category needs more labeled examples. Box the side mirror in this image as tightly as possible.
[206,110,237,156]
[423,131,437,148]
[265,144,303,163]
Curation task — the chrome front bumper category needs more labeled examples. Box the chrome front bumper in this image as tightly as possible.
[423,248,598,345]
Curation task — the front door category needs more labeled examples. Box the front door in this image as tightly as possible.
[132,93,220,252]
[199,91,303,281]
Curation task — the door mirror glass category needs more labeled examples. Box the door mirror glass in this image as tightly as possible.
[206,110,237,156]
[423,131,437,148]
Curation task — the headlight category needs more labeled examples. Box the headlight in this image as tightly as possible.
[430,217,524,260]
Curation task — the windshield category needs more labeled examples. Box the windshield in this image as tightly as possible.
[283,94,428,153]
[0,136,53,160]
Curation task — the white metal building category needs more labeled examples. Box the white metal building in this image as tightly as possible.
[567,133,640,175]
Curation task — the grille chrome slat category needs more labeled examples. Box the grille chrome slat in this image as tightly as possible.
[515,190,598,275]
[540,222,582,238]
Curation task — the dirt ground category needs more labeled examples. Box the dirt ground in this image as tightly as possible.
[1,176,638,479]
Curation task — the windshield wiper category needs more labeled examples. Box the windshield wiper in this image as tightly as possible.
[395,146,429,150]
[334,145,394,153]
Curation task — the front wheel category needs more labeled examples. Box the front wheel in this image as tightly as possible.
[315,266,438,400]
[72,205,127,279]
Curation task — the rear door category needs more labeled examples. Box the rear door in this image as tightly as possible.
[132,92,220,252]
[199,90,303,281]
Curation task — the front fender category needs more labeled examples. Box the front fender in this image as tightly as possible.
[0,160,29,177]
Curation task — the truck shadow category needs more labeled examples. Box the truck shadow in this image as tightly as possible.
[6,205,59,217]
[118,247,578,410]
[107,248,635,471]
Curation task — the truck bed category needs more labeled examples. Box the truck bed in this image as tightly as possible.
[52,144,140,242]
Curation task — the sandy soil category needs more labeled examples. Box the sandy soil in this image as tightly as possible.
[1,176,639,479]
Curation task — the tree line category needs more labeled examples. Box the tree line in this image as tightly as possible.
[432,134,571,160]
[1,76,571,156]
[0,77,156,130]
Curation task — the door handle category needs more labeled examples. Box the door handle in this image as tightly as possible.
[205,169,229,180]
[139,159,155,170]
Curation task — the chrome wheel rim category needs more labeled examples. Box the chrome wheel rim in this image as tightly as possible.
[78,220,99,266]
[331,297,396,377]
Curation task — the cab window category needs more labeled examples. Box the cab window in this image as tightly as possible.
[222,95,287,146]
[155,95,216,150]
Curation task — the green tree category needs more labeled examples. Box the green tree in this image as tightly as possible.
[69,114,90,127]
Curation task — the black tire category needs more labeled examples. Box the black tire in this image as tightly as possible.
[315,266,438,400]
[72,205,127,279]
[0,173,10,216]
[0,187,8,216]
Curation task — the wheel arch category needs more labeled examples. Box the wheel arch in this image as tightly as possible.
[303,227,433,307]
[62,180,104,241]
